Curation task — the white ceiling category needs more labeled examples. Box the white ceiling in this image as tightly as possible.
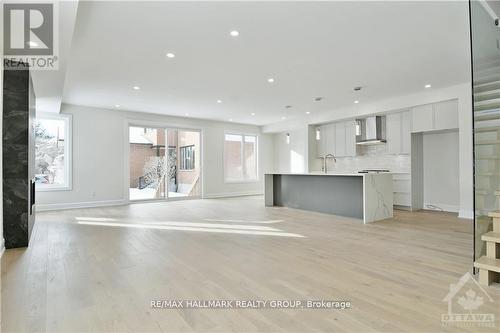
[60,1,471,126]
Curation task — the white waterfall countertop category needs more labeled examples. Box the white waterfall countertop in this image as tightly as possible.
[265,171,392,177]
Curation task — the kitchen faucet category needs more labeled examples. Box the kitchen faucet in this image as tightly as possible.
[323,154,337,173]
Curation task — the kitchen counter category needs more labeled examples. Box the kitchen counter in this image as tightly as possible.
[265,171,391,177]
[264,172,393,223]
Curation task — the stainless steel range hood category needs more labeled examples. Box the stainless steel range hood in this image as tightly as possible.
[355,115,386,145]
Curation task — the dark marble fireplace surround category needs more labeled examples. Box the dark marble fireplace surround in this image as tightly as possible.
[2,60,36,248]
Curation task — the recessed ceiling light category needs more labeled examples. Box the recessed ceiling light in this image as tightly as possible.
[185,113,189,116]
[267,78,275,83]
[230,30,240,37]
[133,86,140,90]
[28,41,38,47]
[425,84,432,88]
[251,112,255,116]
[281,116,286,120]
[217,100,223,104]
[114,104,120,108]
[306,111,310,114]
[354,100,359,104]
[166,52,175,58]
[229,118,233,122]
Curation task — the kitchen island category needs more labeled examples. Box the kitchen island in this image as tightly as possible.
[265,172,393,223]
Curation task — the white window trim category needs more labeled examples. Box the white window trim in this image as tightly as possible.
[223,132,259,184]
[35,112,73,192]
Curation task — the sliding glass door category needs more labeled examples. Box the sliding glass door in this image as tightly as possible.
[129,126,201,201]
[166,129,201,198]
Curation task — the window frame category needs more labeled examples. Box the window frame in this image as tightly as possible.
[179,145,195,171]
[223,132,259,183]
[35,112,73,192]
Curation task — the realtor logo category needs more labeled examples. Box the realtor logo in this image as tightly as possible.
[442,272,495,328]
[3,2,58,69]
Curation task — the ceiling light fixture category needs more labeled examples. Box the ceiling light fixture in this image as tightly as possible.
[281,116,286,120]
[425,84,432,88]
[267,78,275,83]
[230,30,240,37]
[354,100,359,104]
[133,86,140,90]
[286,133,290,145]
[306,111,310,114]
[229,118,233,122]
[114,104,120,108]
[217,100,223,104]
[251,113,255,116]
[185,113,189,116]
[166,52,175,58]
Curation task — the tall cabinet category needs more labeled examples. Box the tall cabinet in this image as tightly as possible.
[2,60,36,248]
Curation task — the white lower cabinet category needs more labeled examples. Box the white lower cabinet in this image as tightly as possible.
[392,173,411,207]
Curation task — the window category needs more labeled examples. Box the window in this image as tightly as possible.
[179,145,195,170]
[35,114,72,190]
[224,133,258,182]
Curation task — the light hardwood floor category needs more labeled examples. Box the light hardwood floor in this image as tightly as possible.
[1,196,500,332]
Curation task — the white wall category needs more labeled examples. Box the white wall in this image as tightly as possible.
[264,82,473,218]
[423,131,460,212]
[37,104,274,210]
[273,128,308,173]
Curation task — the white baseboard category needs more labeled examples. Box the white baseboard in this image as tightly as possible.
[459,210,474,220]
[36,193,264,211]
[423,202,459,213]
[36,199,127,212]
[203,191,263,199]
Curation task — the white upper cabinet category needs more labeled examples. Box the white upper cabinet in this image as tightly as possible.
[316,125,326,158]
[315,120,356,158]
[386,111,411,155]
[411,104,434,133]
[411,100,458,133]
[400,110,411,154]
[324,123,336,156]
[386,112,402,154]
[434,99,458,130]
[345,120,357,157]
[335,122,346,157]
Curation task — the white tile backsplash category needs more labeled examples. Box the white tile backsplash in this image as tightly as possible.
[320,144,411,174]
